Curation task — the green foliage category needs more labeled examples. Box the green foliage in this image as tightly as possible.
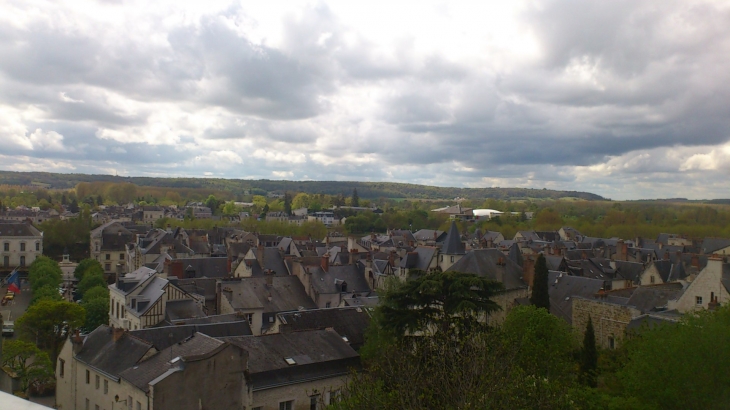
[74,258,103,281]
[530,253,550,311]
[38,216,93,260]
[338,305,578,410]
[16,299,85,363]
[83,286,109,302]
[81,297,109,333]
[351,188,359,207]
[77,271,107,297]
[580,316,598,387]
[1,340,55,393]
[30,285,62,305]
[616,306,730,409]
[379,271,503,338]
[28,256,62,293]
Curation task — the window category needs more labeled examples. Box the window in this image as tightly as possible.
[120,253,125,260]
[85,399,89,410]
[650,275,655,284]
[326,302,331,308]
[696,296,703,305]
[128,396,132,410]
[105,263,111,272]
[86,369,90,384]
[106,254,111,260]
[279,401,293,410]
[104,379,108,394]
[245,313,253,326]
[252,407,263,410]
[136,401,141,410]
[440,255,443,262]
[95,374,100,389]
[95,405,99,410]
[20,242,25,251]
[59,359,65,378]
[450,255,454,263]
[3,242,8,251]
[310,395,320,410]
[330,389,341,404]
[608,336,615,350]
[19,256,25,267]
[3,256,8,268]
[36,242,40,251]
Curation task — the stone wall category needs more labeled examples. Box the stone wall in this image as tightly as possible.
[572,297,640,349]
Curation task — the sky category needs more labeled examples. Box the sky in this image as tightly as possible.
[1,0,730,200]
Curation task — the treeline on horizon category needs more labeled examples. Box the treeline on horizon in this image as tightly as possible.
[0,170,605,200]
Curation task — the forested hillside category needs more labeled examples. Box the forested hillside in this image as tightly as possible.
[0,170,604,201]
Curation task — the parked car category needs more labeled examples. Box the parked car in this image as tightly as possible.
[2,321,14,337]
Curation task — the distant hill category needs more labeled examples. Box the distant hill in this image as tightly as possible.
[0,170,606,201]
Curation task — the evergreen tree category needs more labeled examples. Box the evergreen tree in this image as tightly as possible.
[284,192,292,215]
[530,253,550,311]
[352,188,360,207]
[69,199,79,213]
[580,316,598,387]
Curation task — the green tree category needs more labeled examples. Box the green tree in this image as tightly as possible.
[284,192,292,215]
[77,271,107,298]
[74,258,103,281]
[530,253,550,311]
[617,305,730,409]
[28,256,62,293]
[16,299,85,362]
[379,271,503,338]
[351,188,360,207]
[81,296,109,333]
[30,285,62,305]
[580,316,598,387]
[291,193,310,210]
[83,286,109,302]
[1,340,55,393]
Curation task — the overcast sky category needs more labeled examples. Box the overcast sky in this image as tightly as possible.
[2,0,730,200]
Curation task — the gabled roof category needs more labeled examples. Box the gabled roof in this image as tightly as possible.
[277,307,372,350]
[413,229,445,242]
[441,222,465,255]
[220,276,317,313]
[310,265,371,295]
[548,271,605,324]
[120,333,225,392]
[75,326,154,381]
[701,238,730,254]
[626,283,686,313]
[131,321,253,350]
[447,249,527,291]
[221,329,360,390]
[398,246,437,271]
[614,260,645,283]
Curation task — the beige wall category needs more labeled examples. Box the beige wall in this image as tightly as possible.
[639,263,663,286]
[0,235,42,269]
[670,258,728,313]
[246,375,350,410]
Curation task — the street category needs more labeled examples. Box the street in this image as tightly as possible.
[1,280,33,340]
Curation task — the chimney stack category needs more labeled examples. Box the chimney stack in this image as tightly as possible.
[112,326,125,342]
[322,253,330,273]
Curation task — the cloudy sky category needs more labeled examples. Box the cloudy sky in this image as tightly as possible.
[2,0,730,200]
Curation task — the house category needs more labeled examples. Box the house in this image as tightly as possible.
[56,323,253,410]
[217,276,317,335]
[397,246,439,280]
[233,246,290,277]
[700,238,730,256]
[668,257,729,312]
[0,221,43,271]
[142,206,165,224]
[481,231,505,248]
[275,307,372,351]
[548,271,605,325]
[446,248,530,324]
[109,266,200,330]
[302,260,371,309]
[412,229,445,245]
[90,221,137,276]
[308,211,335,226]
[638,259,687,286]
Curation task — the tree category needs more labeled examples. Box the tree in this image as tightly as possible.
[16,299,85,363]
[30,286,62,305]
[379,271,503,338]
[291,193,310,210]
[74,258,103,281]
[580,316,598,387]
[1,340,55,393]
[81,297,109,333]
[530,253,550,311]
[284,192,292,215]
[617,305,730,409]
[83,286,109,302]
[77,271,107,298]
[28,256,62,293]
[351,188,360,207]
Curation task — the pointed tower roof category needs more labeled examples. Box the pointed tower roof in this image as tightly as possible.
[508,242,524,267]
[441,221,466,255]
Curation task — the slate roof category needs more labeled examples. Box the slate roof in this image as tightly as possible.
[310,265,371,295]
[175,257,229,278]
[250,247,289,276]
[120,333,225,392]
[701,238,730,254]
[507,243,523,267]
[625,283,686,313]
[545,255,566,272]
[548,271,605,324]
[75,326,153,381]
[222,329,360,390]
[127,277,168,317]
[446,249,527,291]
[651,259,687,282]
[441,222,466,255]
[614,260,645,283]
[130,321,253,351]
[398,246,437,271]
[278,307,372,350]
[413,229,445,242]
[626,313,680,332]
[165,299,206,321]
[0,222,42,237]
[220,276,317,313]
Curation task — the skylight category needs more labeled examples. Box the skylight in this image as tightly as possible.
[284,357,296,365]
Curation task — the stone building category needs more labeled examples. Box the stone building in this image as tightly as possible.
[0,221,43,271]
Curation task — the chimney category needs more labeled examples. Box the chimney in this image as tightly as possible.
[389,250,396,267]
[115,263,124,283]
[581,250,587,260]
[72,329,84,354]
[322,253,329,273]
[256,244,264,268]
[595,288,607,299]
[708,295,719,311]
[691,254,700,268]
[522,256,535,286]
[112,326,125,342]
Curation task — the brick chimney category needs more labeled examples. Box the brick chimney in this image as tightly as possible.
[112,326,125,342]
[256,244,264,268]
[522,256,535,286]
[321,253,329,273]
[691,254,700,268]
[389,250,396,267]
